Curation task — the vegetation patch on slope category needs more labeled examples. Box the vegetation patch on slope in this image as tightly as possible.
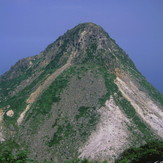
[25,67,77,132]
[116,140,163,163]
[98,66,117,105]
[49,65,102,146]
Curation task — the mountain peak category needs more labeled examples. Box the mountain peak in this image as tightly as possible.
[43,22,116,67]
[54,22,134,71]
[67,22,109,38]
[75,22,99,27]
[73,22,103,30]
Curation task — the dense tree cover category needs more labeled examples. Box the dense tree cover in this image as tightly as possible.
[116,140,163,163]
[0,140,33,163]
[0,150,33,163]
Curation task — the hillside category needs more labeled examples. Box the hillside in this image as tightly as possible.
[0,23,163,162]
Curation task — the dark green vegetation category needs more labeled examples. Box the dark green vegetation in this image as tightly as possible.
[0,140,32,163]
[98,66,117,105]
[75,106,95,120]
[0,150,31,163]
[116,140,163,163]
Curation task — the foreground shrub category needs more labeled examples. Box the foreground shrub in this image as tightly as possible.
[116,140,163,163]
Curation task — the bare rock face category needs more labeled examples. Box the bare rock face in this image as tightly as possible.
[0,109,5,142]
[6,110,14,117]
[0,23,163,162]
[79,96,132,162]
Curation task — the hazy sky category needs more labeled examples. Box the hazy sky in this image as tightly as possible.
[0,0,163,93]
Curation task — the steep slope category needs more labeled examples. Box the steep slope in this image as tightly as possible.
[0,23,163,162]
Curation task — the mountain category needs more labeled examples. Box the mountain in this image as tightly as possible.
[0,23,163,162]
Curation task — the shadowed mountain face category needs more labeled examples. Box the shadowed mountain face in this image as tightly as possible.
[0,23,163,162]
